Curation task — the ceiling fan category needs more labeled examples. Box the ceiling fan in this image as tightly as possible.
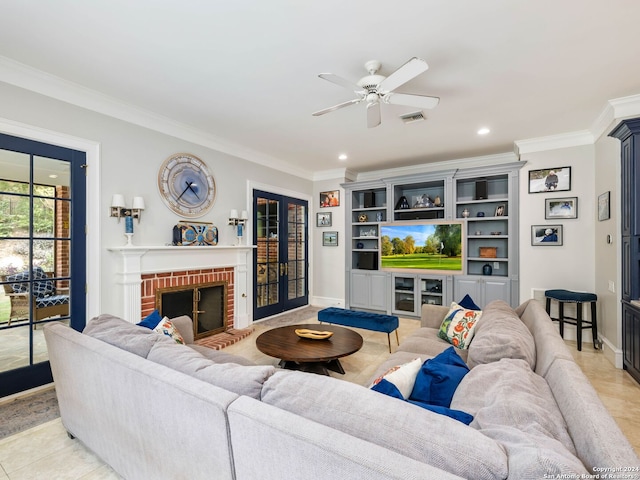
[312,57,439,128]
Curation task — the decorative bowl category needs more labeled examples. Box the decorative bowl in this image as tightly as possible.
[491,231,502,235]
[295,329,334,340]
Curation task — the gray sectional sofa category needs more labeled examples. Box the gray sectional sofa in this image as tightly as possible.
[44,300,639,480]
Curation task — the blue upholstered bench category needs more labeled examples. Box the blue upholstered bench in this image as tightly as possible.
[544,289,599,351]
[318,307,399,352]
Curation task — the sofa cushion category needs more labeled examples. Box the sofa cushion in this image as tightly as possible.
[262,370,508,480]
[438,302,482,349]
[450,358,586,477]
[189,344,256,366]
[467,300,536,369]
[153,317,185,344]
[147,341,275,399]
[409,346,469,407]
[368,357,422,398]
[83,314,171,358]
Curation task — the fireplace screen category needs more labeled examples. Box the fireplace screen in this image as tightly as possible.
[155,281,227,339]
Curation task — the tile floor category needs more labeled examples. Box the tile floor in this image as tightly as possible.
[1,314,638,479]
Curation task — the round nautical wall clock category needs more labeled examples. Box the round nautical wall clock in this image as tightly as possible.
[158,153,216,217]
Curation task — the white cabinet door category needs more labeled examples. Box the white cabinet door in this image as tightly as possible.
[350,271,388,311]
[453,276,510,308]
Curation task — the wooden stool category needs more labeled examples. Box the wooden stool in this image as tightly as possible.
[544,289,599,351]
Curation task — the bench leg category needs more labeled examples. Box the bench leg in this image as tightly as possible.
[395,329,399,346]
[558,301,565,338]
[576,302,583,352]
[387,333,391,353]
[591,301,599,349]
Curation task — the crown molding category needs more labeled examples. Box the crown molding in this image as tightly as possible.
[514,130,594,155]
[354,152,519,182]
[0,55,314,181]
[312,168,357,182]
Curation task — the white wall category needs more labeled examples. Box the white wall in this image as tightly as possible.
[594,124,623,366]
[518,144,596,333]
[0,82,312,320]
[311,178,346,306]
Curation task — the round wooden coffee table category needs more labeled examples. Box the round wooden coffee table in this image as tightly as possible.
[256,324,363,375]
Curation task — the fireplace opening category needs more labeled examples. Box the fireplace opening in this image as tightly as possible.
[155,281,228,340]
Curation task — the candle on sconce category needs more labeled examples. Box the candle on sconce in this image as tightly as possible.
[125,216,134,234]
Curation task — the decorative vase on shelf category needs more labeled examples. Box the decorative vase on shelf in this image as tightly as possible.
[482,263,493,276]
[395,196,410,210]
[462,208,470,218]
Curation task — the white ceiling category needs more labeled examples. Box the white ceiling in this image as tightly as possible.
[1,1,640,177]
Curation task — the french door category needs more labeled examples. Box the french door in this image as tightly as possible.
[253,190,308,320]
[0,133,86,397]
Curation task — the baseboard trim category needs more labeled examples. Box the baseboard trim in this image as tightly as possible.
[600,335,624,369]
[310,296,344,308]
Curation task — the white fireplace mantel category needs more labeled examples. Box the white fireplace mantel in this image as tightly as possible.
[108,245,255,327]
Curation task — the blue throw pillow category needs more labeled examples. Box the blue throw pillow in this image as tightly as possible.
[372,378,473,424]
[137,309,162,329]
[370,378,405,399]
[458,294,481,311]
[407,400,474,425]
[409,347,470,407]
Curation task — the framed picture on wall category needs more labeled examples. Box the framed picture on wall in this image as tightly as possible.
[320,190,340,207]
[528,166,571,193]
[322,231,338,246]
[598,191,610,221]
[531,225,563,246]
[545,197,578,219]
[316,212,332,227]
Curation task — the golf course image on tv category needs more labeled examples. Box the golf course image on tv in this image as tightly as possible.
[380,221,463,273]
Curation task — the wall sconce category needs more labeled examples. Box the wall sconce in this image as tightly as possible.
[110,195,146,223]
[111,195,145,246]
[228,209,249,242]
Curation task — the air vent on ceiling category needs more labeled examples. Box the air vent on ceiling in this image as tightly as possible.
[399,111,425,124]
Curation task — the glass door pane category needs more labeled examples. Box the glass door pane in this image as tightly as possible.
[0,133,84,397]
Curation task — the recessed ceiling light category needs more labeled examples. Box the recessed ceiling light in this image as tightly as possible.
[338,154,348,161]
[49,174,58,179]
[477,127,491,135]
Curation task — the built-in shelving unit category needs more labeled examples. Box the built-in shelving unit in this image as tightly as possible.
[342,162,522,314]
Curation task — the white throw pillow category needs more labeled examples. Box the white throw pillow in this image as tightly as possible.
[368,357,422,398]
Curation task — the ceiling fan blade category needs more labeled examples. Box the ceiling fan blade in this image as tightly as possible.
[312,98,362,116]
[386,92,440,109]
[318,73,364,93]
[377,57,429,93]
[367,102,381,128]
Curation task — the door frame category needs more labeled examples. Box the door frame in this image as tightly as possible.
[247,181,313,321]
[0,118,101,320]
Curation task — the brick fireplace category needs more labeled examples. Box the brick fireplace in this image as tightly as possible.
[140,267,234,327]
[108,245,253,330]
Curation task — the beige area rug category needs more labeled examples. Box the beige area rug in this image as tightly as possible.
[0,387,60,440]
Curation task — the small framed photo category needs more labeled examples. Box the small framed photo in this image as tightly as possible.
[322,231,338,246]
[598,191,610,221]
[494,204,506,217]
[316,212,332,227]
[545,197,578,219]
[528,166,571,193]
[320,190,340,208]
[531,225,563,246]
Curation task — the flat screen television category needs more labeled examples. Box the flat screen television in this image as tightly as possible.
[379,220,464,274]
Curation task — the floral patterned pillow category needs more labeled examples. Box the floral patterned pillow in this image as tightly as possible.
[438,302,482,349]
[153,317,185,344]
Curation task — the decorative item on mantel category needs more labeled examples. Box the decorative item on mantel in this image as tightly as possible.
[172,222,218,246]
[110,194,145,246]
[228,209,249,244]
